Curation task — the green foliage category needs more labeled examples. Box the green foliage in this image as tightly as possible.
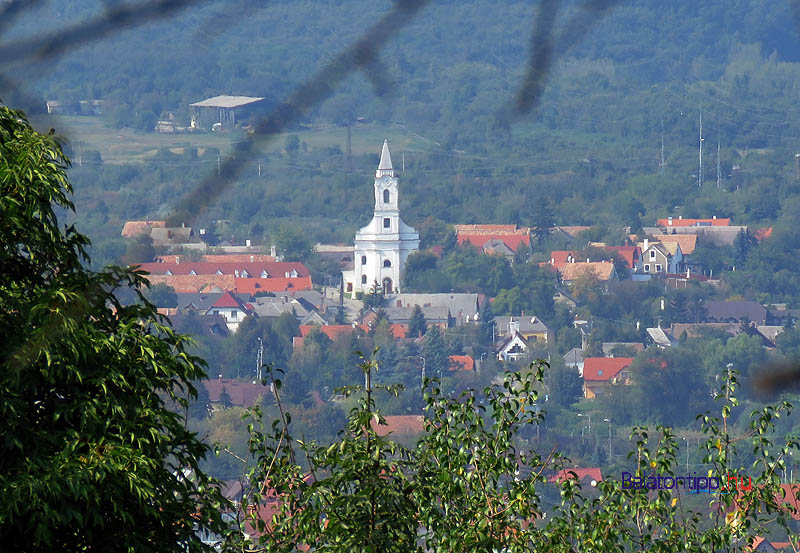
[125,232,155,263]
[406,305,427,338]
[144,282,178,307]
[422,325,448,379]
[234,357,800,552]
[0,105,226,551]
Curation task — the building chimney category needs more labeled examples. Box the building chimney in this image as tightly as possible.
[643,239,649,250]
[250,255,254,262]
[246,239,251,247]
[270,244,277,257]
[712,215,717,220]
[668,216,673,226]
[678,215,683,220]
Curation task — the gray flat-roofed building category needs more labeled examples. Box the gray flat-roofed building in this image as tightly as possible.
[190,95,266,130]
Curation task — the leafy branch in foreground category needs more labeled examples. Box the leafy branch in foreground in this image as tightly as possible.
[232,356,800,552]
[0,104,228,552]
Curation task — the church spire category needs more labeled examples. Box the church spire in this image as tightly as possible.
[376,139,395,177]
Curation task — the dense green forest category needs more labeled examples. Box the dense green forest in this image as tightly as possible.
[10,1,798,292]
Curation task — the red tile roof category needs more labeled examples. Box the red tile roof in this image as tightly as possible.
[650,235,697,255]
[136,261,309,277]
[234,276,313,294]
[203,378,270,408]
[754,227,773,241]
[371,415,425,437]
[458,233,531,251]
[548,467,603,484]
[121,220,165,237]
[582,357,634,381]
[299,324,359,341]
[449,355,475,371]
[604,246,641,268]
[212,290,248,309]
[550,250,579,267]
[558,262,616,281]
[656,217,730,227]
[144,274,236,293]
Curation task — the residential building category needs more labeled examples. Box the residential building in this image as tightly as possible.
[704,300,768,325]
[455,224,531,253]
[203,291,252,332]
[646,327,676,348]
[496,331,531,362]
[341,140,419,296]
[204,378,269,409]
[493,315,553,344]
[388,293,483,326]
[449,355,475,371]
[382,306,450,329]
[582,357,634,399]
[548,468,603,486]
[601,342,644,357]
[564,348,585,375]
[557,261,618,284]
[656,216,730,228]
[638,239,684,275]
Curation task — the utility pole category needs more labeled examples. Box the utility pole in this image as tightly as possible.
[258,159,262,177]
[217,155,221,177]
[345,122,352,186]
[402,150,405,173]
[660,117,665,176]
[698,111,703,187]
[256,337,264,381]
[716,123,721,188]
[604,418,612,461]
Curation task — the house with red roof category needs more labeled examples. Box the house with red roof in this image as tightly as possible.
[449,355,475,371]
[548,468,603,486]
[454,224,531,254]
[371,415,425,437]
[656,216,730,227]
[582,357,634,398]
[203,291,252,332]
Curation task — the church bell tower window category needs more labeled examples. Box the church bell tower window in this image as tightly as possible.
[383,218,390,228]
[383,189,390,203]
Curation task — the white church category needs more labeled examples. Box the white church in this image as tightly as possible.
[342,139,419,296]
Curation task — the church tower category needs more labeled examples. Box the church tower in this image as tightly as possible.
[342,139,419,296]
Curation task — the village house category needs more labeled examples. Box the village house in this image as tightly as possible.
[564,347,585,374]
[493,315,553,345]
[582,357,634,399]
[556,261,618,285]
[454,224,532,254]
[448,355,475,371]
[204,378,269,409]
[637,238,684,275]
[204,291,252,332]
[189,95,267,130]
[388,293,483,326]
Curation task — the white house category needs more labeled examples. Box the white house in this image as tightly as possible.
[342,140,419,296]
[204,290,251,332]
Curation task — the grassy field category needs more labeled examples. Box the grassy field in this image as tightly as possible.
[29,115,436,164]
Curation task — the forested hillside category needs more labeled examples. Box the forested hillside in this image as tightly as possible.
[11,0,800,300]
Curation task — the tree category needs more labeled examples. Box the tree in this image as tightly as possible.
[125,232,155,263]
[406,305,427,338]
[144,282,178,307]
[422,325,449,379]
[0,105,226,551]
[274,222,313,260]
[530,198,554,244]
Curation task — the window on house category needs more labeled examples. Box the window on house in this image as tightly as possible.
[644,264,650,272]
[383,259,391,268]
[361,275,367,284]
[656,264,662,272]
[383,218,390,228]
[598,369,603,376]
[260,270,269,278]
[361,255,367,265]
[650,250,656,259]
[383,189,390,203]
[231,311,237,320]
[346,283,353,292]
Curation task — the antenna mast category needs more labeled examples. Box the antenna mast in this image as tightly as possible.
[698,111,703,187]
[256,337,264,381]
